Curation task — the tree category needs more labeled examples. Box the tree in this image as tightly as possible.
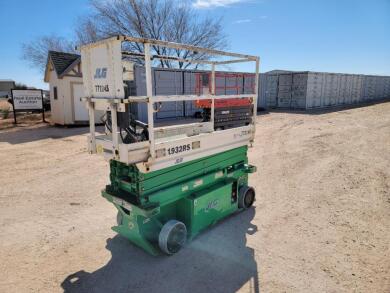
[14,82,29,90]
[22,0,227,71]
[21,35,76,72]
[76,0,227,68]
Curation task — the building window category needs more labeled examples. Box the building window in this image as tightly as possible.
[53,86,58,100]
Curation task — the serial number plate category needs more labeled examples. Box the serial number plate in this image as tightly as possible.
[167,144,191,155]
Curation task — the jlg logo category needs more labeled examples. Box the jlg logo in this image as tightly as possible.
[204,199,219,212]
[94,67,107,79]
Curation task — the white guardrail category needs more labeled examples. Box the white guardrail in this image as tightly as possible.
[80,36,260,172]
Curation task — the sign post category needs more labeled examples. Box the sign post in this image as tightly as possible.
[11,89,45,124]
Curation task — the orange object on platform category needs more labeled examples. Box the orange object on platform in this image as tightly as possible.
[196,98,252,108]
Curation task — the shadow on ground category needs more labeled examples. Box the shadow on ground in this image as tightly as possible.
[0,125,104,144]
[61,208,259,293]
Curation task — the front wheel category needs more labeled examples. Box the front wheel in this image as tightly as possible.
[158,220,187,255]
[238,186,256,209]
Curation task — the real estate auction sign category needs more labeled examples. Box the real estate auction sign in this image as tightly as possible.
[12,89,43,110]
[11,89,46,124]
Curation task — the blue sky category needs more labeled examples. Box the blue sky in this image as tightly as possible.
[0,0,389,89]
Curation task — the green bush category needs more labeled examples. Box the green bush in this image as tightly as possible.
[1,109,9,119]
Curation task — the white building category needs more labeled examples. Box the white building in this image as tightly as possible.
[44,51,102,125]
[0,79,15,98]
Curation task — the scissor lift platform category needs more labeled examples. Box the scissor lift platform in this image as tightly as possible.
[80,35,259,254]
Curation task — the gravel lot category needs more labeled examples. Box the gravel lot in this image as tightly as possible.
[0,102,389,293]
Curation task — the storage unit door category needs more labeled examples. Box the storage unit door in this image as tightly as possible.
[265,75,278,107]
[277,74,292,108]
[72,83,89,121]
[257,74,267,108]
[225,74,241,95]
[154,70,184,119]
[215,74,226,95]
[306,84,322,108]
[386,78,390,97]
[277,91,291,108]
[306,73,323,108]
[330,74,340,105]
[345,75,353,104]
[291,73,308,109]
[322,74,334,106]
[244,74,256,94]
[338,75,348,105]
[355,76,364,103]
[183,71,197,117]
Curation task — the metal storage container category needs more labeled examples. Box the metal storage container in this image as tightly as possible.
[290,71,390,109]
[129,65,263,122]
[130,66,390,118]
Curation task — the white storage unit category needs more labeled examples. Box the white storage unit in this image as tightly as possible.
[265,70,390,110]
[44,51,103,125]
[0,80,15,98]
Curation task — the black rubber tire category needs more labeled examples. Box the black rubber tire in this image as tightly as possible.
[238,186,256,209]
[158,220,187,255]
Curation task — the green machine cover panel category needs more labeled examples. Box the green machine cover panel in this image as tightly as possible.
[181,181,236,236]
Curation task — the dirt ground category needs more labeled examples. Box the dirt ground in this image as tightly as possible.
[0,102,389,293]
[0,99,50,131]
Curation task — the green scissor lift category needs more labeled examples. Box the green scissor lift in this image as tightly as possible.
[80,35,259,255]
[103,146,256,255]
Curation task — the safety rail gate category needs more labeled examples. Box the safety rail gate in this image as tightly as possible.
[81,36,260,173]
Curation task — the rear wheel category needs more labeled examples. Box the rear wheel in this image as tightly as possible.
[238,186,255,209]
[158,220,187,255]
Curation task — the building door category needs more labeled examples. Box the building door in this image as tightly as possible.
[72,83,88,121]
